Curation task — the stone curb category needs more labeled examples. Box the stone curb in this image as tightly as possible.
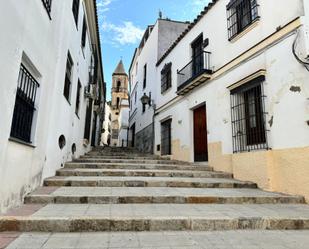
[43,179,257,189]
[24,195,305,205]
[1,217,309,232]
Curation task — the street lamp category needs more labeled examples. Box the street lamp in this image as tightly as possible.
[140,93,150,106]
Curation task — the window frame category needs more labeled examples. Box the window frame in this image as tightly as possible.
[72,0,80,27]
[41,0,52,19]
[63,52,74,103]
[230,76,268,153]
[161,62,172,94]
[10,64,40,144]
[81,16,87,48]
[226,0,259,40]
[143,64,147,89]
[75,80,82,116]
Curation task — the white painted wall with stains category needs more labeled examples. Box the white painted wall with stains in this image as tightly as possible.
[153,0,309,158]
[0,1,103,213]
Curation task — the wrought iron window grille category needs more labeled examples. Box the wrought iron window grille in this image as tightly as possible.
[10,64,40,143]
[227,0,259,40]
[230,76,269,153]
[41,0,52,19]
[161,63,172,93]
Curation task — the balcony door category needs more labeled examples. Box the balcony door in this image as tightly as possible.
[193,104,208,162]
[191,35,203,77]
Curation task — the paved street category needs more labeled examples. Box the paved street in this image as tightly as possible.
[2,230,309,249]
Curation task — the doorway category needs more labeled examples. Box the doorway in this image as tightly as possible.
[193,104,208,162]
[131,123,136,147]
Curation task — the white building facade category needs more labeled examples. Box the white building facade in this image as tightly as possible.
[130,0,309,201]
[0,0,105,213]
[101,102,112,146]
[118,99,130,147]
[128,19,189,153]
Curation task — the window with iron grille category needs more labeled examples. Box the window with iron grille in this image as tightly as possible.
[143,64,147,89]
[227,0,259,40]
[10,64,40,143]
[230,76,268,153]
[81,16,87,48]
[161,119,172,155]
[64,52,73,102]
[41,0,52,18]
[75,80,82,116]
[72,0,80,26]
[161,63,172,93]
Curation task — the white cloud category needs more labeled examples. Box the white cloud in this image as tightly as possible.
[102,21,144,45]
[97,0,114,13]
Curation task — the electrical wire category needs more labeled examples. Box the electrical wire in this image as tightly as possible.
[292,30,309,72]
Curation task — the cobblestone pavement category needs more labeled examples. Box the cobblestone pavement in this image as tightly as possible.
[2,230,309,249]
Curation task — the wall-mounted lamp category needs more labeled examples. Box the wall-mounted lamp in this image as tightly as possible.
[140,93,156,110]
[140,93,150,106]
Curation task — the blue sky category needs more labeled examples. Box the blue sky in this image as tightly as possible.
[96,0,210,100]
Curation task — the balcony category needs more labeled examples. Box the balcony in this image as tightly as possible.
[177,51,212,95]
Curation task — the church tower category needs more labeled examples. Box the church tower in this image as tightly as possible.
[111,60,129,111]
[110,60,129,146]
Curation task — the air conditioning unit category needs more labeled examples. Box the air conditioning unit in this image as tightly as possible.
[84,85,94,99]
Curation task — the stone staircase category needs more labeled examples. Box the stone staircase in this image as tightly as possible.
[1,147,309,248]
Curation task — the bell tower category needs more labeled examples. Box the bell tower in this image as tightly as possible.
[111,60,129,111]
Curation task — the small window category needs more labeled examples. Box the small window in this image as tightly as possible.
[10,64,40,143]
[81,16,87,48]
[117,80,121,92]
[230,76,268,153]
[72,0,80,27]
[116,97,120,109]
[161,119,172,155]
[64,52,73,103]
[227,0,259,40]
[143,64,147,89]
[75,80,82,115]
[41,0,52,18]
[161,63,172,93]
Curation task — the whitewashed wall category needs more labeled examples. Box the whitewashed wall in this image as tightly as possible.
[0,0,102,213]
[154,0,308,158]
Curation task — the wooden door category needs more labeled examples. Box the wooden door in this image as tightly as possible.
[193,105,208,162]
[161,119,172,155]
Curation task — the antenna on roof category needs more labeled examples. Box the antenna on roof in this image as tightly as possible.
[158,9,163,19]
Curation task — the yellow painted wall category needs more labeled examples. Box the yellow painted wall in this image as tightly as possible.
[208,142,233,173]
[208,142,309,202]
[171,139,191,162]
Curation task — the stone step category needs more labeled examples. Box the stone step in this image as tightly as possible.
[43,176,257,188]
[81,155,162,160]
[73,158,195,165]
[3,231,309,249]
[2,204,309,232]
[64,162,213,172]
[56,168,232,178]
[24,187,305,204]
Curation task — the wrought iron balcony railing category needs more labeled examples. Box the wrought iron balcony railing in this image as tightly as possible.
[177,51,212,95]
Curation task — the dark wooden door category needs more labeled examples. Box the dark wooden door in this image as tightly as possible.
[161,119,172,155]
[193,105,208,162]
